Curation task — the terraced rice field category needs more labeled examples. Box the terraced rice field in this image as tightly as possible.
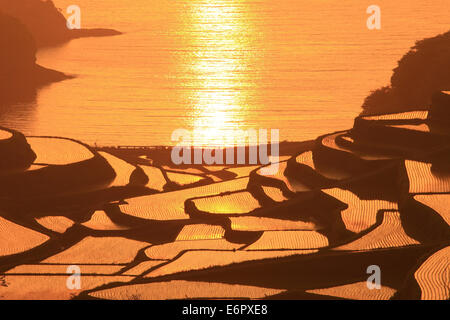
[294,150,352,180]
[36,216,75,233]
[145,250,307,278]
[28,137,94,165]
[414,194,450,226]
[41,236,149,264]
[162,166,205,175]
[98,151,137,187]
[390,124,431,133]
[140,165,166,191]
[0,215,49,257]
[0,129,12,140]
[1,102,449,300]
[121,261,166,276]
[306,281,397,300]
[88,280,284,300]
[118,178,249,220]
[321,132,391,161]
[25,164,47,171]
[81,211,129,231]
[0,274,132,300]
[175,224,226,241]
[230,216,317,232]
[255,161,309,193]
[361,111,429,121]
[333,211,419,251]
[5,264,124,275]
[261,186,290,202]
[414,246,450,300]
[405,160,450,193]
[225,165,261,178]
[190,191,261,215]
[322,188,398,233]
[245,230,329,250]
[166,171,205,186]
[145,239,241,260]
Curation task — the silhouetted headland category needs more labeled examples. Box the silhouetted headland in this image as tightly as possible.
[0,12,72,105]
[0,0,122,48]
[362,30,450,115]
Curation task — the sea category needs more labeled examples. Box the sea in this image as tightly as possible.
[1,0,449,146]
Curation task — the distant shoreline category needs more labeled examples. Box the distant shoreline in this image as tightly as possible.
[95,140,315,167]
[0,0,122,48]
[0,0,121,105]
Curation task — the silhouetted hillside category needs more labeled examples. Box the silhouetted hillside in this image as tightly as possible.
[0,0,121,48]
[0,12,70,104]
[362,30,450,115]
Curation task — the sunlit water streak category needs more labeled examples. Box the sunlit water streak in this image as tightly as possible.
[0,0,448,146]
[186,1,254,146]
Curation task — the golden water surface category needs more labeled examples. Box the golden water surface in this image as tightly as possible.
[1,0,449,146]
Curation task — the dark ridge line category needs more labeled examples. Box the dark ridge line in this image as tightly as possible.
[163,173,215,191]
[103,203,201,232]
[398,194,450,244]
[247,183,284,207]
[249,163,296,199]
[0,209,59,238]
[121,175,250,197]
[135,163,171,190]
[114,245,154,276]
[285,149,341,189]
[183,197,266,246]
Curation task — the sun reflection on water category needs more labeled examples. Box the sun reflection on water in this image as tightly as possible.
[185,0,257,147]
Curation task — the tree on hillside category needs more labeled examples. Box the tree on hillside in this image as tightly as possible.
[362,30,450,115]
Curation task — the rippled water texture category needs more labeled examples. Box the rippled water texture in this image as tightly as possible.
[1,0,449,146]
